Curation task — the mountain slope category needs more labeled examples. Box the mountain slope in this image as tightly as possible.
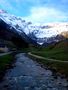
[42,35,65,46]
[0,18,38,47]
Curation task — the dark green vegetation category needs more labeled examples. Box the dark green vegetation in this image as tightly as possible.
[0,54,13,70]
[0,53,14,79]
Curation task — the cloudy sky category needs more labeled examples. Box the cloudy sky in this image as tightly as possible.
[0,0,68,23]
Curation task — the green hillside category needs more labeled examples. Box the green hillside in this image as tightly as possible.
[31,39,68,61]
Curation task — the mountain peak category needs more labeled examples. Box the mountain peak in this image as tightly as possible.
[0,9,7,14]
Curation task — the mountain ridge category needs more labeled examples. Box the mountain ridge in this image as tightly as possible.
[0,9,68,45]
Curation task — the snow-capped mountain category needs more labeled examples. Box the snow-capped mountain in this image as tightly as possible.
[0,9,68,45]
[0,10,38,46]
[0,10,29,34]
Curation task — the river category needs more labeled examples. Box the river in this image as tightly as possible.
[0,53,68,90]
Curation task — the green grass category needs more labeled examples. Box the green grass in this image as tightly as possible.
[0,54,13,72]
[32,49,68,61]
[30,40,68,61]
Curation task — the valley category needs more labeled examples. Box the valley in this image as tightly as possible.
[0,9,68,90]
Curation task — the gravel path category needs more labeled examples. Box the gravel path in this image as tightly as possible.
[28,52,68,63]
[0,52,12,56]
[0,53,68,90]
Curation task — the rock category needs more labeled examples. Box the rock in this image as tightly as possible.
[24,87,30,90]
[34,87,42,90]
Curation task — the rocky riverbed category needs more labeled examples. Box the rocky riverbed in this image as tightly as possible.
[0,53,68,90]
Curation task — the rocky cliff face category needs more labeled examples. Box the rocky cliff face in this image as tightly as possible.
[61,31,68,38]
